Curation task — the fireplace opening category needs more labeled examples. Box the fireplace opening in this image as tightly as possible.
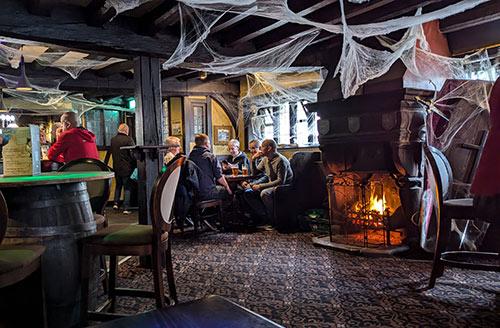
[329,173,404,248]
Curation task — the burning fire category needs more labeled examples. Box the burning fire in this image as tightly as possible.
[348,191,390,228]
[369,192,386,214]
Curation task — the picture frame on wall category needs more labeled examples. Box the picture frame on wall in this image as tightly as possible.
[214,125,232,145]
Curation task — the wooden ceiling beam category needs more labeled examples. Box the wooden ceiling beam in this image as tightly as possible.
[440,1,500,33]
[140,0,179,35]
[85,0,116,27]
[27,0,55,16]
[211,8,258,34]
[254,0,397,50]
[0,0,177,58]
[230,0,338,46]
[96,60,134,77]
[447,20,500,55]
[161,67,192,79]
[294,0,444,66]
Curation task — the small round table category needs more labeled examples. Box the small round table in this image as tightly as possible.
[0,171,114,328]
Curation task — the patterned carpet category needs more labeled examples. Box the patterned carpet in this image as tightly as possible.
[110,231,499,328]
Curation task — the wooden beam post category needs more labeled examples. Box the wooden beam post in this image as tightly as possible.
[134,56,162,226]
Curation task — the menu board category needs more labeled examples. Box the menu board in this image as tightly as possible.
[2,125,41,176]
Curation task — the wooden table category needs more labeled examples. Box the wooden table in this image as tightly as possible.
[94,295,283,328]
[224,174,256,183]
[0,171,114,328]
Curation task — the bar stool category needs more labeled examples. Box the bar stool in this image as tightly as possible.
[80,157,184,324]
[0,191,46,328]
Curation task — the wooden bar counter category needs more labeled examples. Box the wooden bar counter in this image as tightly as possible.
[0,171,114,328]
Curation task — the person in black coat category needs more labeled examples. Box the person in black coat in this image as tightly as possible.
[110,123,135,214]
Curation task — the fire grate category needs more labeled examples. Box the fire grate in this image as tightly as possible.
[329,173,403,248]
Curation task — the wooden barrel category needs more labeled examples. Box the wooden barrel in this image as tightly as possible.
[428,146,453,199]
[3,181,96,328]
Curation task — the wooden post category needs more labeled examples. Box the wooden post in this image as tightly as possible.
[134,56,162,226]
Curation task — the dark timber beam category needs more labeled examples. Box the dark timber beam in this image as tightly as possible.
[255,0,397,49]
[96,60,134,77]
[86,0,116,27]
[140,0,178,35]
[294,0,443,66]
[440,1,500,33]
[134,56,162,227]
[211,8,258,34]
[447,20,500,55]
[0,0,177,58]
[27,0,54,16]
[230,0,338,46]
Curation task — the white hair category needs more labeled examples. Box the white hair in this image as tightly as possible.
[228,139,240,148]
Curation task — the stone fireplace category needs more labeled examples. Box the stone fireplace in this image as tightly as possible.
[307,88,433,253]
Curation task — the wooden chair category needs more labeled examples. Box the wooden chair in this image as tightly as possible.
[58,158,112,229]
[193,199,224,232]
[0,191,47,328]
[80,157,185,324]
[424,146,499,289]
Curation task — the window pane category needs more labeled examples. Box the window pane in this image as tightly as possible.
[279,103,290,144]
[85,110,104,146]
[104,110,120,146]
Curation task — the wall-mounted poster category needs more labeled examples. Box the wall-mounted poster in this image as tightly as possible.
[214,125,232,145]
[171,121,182,135]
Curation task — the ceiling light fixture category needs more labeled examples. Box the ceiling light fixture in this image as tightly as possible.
[16,55,33,91]
[199,71,208,80]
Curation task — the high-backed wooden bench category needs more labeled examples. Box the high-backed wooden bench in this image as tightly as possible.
[93,295,284,328]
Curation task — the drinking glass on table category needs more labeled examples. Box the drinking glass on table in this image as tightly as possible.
[231,164,239,176]
[241,165,248,176]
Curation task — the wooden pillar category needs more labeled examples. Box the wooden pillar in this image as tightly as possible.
[134,56,162,225]
[289,103,297,145]
[272,106,280,143]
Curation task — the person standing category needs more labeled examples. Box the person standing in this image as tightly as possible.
[47,111,99,163]
[188,133,232,200]
[110,123,136,214]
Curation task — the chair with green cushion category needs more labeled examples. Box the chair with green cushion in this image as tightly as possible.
[0,191,47,328]
[80,157,185,324]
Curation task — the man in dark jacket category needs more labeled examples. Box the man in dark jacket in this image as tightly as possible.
[110,123,135,214]
[48,111,99,163]
[188,133,232,200]
[221,139,250,174]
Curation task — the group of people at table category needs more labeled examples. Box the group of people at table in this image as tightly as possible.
[163,134,294,225]
[18,110,294,227]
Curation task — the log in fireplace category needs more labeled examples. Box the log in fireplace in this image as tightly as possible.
[307,88,433,253]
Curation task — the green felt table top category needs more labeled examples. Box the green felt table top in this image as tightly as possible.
[0,171,114,187]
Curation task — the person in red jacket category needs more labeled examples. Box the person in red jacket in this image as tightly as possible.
[48,111,99,163]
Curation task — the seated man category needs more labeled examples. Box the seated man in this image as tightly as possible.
[48,111,99,163]
[164,136,183,167]
[242,139,293,224]
[222,139,250,174]
[248,139,264,178]
[188,133,232,200]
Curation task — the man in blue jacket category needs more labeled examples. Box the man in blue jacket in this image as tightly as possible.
[188,133,232,200]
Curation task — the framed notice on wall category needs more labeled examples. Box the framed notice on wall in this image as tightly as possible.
[214,125,232,145]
